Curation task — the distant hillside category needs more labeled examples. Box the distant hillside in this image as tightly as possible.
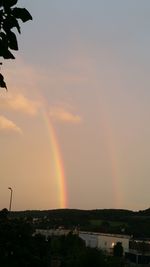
[11,208,134,220]
[9,208,150,238]
[138,208,150,216]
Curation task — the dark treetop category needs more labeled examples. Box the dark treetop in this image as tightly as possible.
[0,0,32,89]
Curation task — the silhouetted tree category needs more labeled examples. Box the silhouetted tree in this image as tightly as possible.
[0,216,51,266]
[0,208,9,220]
[113,242,123,257]
[0,0,32,89]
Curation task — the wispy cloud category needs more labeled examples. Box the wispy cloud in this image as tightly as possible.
[0,93,40,116]
[49,107,82,124]
[0,115,22,134]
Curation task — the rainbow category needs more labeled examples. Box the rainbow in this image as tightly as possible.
[100,102,123,208]
[41,106,67,209]
[39,94,122,209]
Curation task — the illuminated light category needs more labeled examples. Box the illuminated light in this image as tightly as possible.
[112,242,115,247]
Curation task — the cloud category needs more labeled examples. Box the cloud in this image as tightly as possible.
[0,115,22,134]
[0,93,40,116]
[49,107,82,124]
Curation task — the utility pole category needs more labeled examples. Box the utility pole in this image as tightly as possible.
[8,187,13,212]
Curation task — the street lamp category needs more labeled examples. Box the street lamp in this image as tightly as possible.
[8,187,13,212]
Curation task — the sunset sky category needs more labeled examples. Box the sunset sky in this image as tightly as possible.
[1,0,150,211]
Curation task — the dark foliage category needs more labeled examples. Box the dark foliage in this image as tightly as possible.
[10,208,150,238]
[0,216,50,266]
[0,0,32,89]
[113,242,123,257]
[0,208,126,267]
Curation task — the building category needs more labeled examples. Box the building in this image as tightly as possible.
[34,227,150,265]
[79,232,98,248]
[97,233,130,255]
[34,228,72,240]
[126,240,150,265]
[79,231,131,255]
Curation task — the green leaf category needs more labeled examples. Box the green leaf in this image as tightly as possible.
[4,49,15,59]
[0,73,7,89]
[0,33,9,57]
[0,38,15,58]
[3,0,18,13]
[8,31,18,50]
[12,8,32,22]
[0,32,8,46]
[3,15,21,33]
[3,0,18,7]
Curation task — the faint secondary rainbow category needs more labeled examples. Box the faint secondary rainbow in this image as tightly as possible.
[99,91,123,207]
[104,113,123,208]
[41,103,67,209]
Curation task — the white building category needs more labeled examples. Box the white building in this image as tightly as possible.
[97,233,130,254]
[35,228,131,255]
[35,228,72,240]
[79,231,131,255]
[79,232,98,248]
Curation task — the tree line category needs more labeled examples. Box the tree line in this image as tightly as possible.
[0,208,124,267]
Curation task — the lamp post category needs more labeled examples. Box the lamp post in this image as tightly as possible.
[8,187,13,212]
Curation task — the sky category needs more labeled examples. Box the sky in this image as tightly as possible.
[1,0,150,211]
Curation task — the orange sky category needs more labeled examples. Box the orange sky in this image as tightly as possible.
[1,0,150,211]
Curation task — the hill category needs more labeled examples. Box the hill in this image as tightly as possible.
[9,208,150,238]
